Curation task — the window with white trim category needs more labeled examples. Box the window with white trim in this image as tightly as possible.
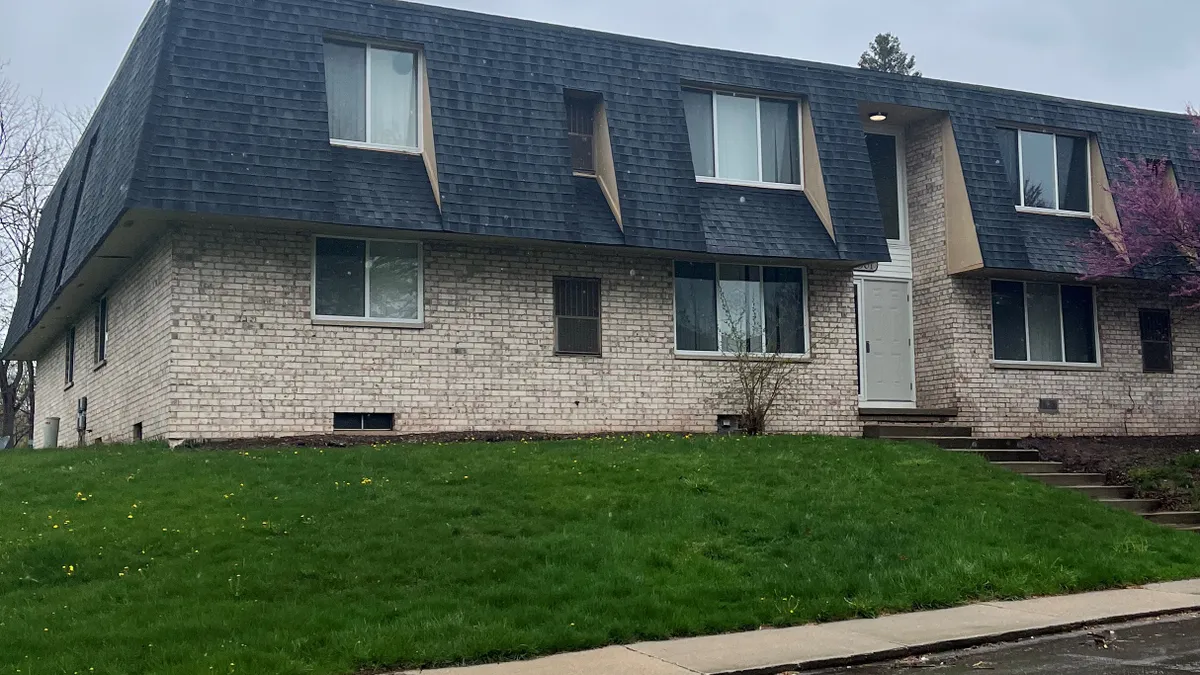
[94,297,108,364]
[64,326,76,385]
[681,89,801,187]
[313,237,422,323]
[674,262,807,355]
[991,281,1097,364]
[996,128,1090,213]
[323,41,420,151]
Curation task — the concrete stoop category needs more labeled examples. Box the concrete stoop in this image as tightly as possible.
[865,424,1200,534]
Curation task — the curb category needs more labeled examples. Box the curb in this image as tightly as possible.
[714,606,1200,675]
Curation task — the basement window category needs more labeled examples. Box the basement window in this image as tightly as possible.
[313,237,423,324]
[333,412,395,431]
[323,41,420,152]
[991,281,1098,365]
[1139,309,1173,373]
[996,128,1090,214]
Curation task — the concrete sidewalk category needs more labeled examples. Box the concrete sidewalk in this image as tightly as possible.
[400,580,1200,675]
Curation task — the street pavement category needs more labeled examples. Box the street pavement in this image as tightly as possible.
[812,613,1200,674]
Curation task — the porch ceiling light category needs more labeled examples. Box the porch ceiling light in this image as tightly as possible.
[868,112,889,122]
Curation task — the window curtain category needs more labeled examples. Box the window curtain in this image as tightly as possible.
[674,262,718,352]
[996,129,1020,206]
[715,94,759,181]
[324,42,366,142]
[368,241,420,320]
[682,90,715,177]
[1026,282,1064,362]
[991,281,1027,361]
[369,48,418,148]
[717,265,763,353]
[763,267,804,354]
[759,100,799,184]
[1056,135,1090,212]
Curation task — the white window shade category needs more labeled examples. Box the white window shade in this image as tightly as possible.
[715,94,760,182]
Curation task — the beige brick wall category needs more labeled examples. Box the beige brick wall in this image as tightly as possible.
[33,234,174,447]
[167,224,862,440]
[904,117,1200,436]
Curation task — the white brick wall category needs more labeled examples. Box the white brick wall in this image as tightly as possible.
[905,116,1200,436]
[166,224,861,440]
[33,234,174,446]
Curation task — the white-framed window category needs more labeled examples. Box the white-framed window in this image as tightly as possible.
[864,130,908,243]
[93,297,108,364]
[674,261,808,356]
[996,128,1090,214]
[312,236,423,325]
[64,326,76,385]
[681,89,802,189]
[991,280,1098,365]
[323,41,420,152]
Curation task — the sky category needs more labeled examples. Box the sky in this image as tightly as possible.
[1,0,1197,116]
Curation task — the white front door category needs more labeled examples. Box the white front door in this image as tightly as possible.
[859,278,915,405]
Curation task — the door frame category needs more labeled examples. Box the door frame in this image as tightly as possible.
[855,276,917,408]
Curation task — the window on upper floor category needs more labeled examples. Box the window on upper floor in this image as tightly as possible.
[64,326,76,386]
[94,298,109,365]
[1139,309,1173,373]
[996,128,1090,214]
[313,237,423,325]
[674,261,807,355]
[323,41,420,151]
[865,132,905,241]
[991,281,1097,365]
[681,89,801,188]
[566,94,597,175]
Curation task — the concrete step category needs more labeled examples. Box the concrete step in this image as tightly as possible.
[948,448,1041,462]
[1097,498,1160,513]
[993,461,1065,475]
[1143,511,1200,526]
[1166,522,1200,533]
[864,425,973,439]
[927,437,1022,450]
[1028,472,1108,487]
[1067,485,1135,500]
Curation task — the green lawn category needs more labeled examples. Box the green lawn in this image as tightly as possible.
[3,435,1200,674]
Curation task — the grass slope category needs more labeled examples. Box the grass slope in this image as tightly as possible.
[3,435,1200,674]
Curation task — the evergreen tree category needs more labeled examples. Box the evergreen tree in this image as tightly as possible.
[858,33,920,77]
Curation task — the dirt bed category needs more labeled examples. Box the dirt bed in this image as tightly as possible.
[1021,435,1200,510]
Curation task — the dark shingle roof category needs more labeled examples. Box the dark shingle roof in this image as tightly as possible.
[6,0,1198,355]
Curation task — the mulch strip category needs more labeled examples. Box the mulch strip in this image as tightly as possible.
[181,431,676,451]
[1020,435,1200,485]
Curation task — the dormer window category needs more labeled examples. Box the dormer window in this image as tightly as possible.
[566,94,597,175]
[996,128,1090,214]
[323,41,420,152]
[682,89,801,189]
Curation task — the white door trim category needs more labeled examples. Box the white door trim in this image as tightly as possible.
[856,277,917,408]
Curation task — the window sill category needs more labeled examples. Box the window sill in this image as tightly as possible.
[696,176,804,192]
[572,170,597,178]
[312,318,426,329]
[330,139,422,156]
[1015,206,1093,219]
[555,352,603,358]
[990,360,1101,372]
[675,351,811,363]
[92,359,108,373]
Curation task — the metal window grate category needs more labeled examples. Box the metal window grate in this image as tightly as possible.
[554,277,601,355]
[566,96,596,174]
[333,412,395,431]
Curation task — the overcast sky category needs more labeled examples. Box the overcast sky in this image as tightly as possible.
[2,0,1196,116]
